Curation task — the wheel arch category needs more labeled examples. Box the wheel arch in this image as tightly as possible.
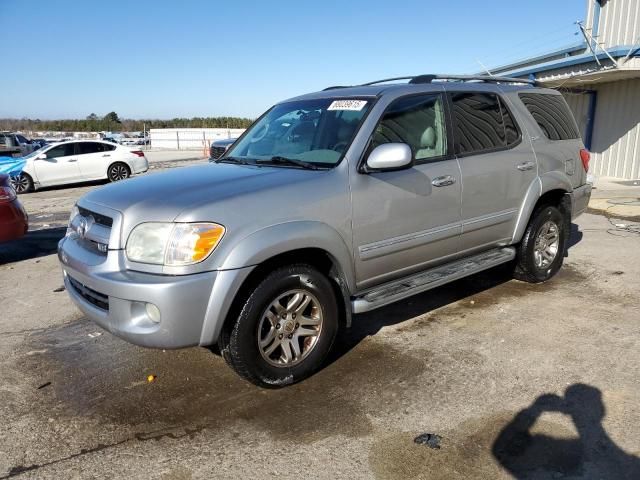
[201,222,356,346]
[512,173,573,244]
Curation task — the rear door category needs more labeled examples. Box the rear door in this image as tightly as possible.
[451,90,537,253]
[34,143,81,186]
[350,92,462,288]
[77,141,114,179]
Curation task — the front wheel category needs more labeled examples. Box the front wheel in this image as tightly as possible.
[107,162,130,182]
[219,264,339,388]
[514,205,567,283]
[11,173,34,194]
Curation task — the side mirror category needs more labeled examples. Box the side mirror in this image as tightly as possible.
[366,143,413,171]
[36,153,47,160]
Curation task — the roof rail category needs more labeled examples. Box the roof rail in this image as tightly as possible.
[359,74,535,86]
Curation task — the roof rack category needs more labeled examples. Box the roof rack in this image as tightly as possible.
[361,74,535,86]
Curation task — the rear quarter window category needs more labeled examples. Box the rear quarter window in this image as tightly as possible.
[519,93,580,141]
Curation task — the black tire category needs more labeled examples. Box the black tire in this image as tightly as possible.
[107,162,130,182]
[219,264,339,388]
[11,173,34,194]
[514,205,567,283]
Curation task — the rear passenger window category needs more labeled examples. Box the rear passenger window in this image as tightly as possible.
[372,94,447,162]
[451,92,519,155]
[519,93,580,140]
[77,142,103,155]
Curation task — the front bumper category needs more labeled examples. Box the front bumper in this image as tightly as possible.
[58,235,217,349]
[570,183,592,219]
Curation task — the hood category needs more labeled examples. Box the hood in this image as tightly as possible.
[80,162,316,220]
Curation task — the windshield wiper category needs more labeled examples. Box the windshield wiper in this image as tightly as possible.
[259,156,322,170]
[215,156,256,166]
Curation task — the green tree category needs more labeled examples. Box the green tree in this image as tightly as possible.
[103,111,121,123]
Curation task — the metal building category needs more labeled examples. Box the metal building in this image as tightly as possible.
[487,0,640,180]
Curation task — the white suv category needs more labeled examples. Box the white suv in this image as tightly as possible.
[12,140,149,193]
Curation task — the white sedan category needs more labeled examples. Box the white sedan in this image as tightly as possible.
[11,140,149,193]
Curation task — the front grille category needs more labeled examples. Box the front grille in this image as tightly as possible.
[210,146,226,159]
[78,206,113,228]
[68,276,109,311]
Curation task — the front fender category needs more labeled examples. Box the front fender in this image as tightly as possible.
[198,222,356,345]
[219,221,356,292]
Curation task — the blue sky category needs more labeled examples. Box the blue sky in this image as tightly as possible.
[1,0,585,119]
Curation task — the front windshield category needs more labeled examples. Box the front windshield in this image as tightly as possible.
[224,98,372,168]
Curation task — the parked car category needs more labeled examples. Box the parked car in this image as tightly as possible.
[0,173,28,242]
[31,138,48,149]
[11,140,148,193]
[0,132,34,157]
[208,138,237,160]
[58,74,592,387]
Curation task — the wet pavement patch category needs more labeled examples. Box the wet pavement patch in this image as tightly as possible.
[15,318,429,446]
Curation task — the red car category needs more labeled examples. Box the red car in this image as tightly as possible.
[0,173,28,242]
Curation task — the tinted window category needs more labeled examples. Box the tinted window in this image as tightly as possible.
[372,94,447,161]
[77,142,103,154]
[46,144,75,158]
[500,100,520,146]
[451,92,506,154]
[102,142,116,151]
[519,93,580,140]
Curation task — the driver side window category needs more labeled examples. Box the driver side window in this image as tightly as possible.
[372,94,447,162]
[46,143,75,159]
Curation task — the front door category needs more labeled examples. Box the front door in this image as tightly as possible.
[350,92,462,289]
[449,91,538,253]
[34,143,81,186]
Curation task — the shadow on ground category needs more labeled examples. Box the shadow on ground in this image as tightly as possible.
[0,227,66,264]
[493,384,640,479]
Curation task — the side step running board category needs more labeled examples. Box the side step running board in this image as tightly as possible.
[352,247,516,314]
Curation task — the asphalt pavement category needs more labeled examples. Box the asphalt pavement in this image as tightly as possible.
[0,165,639,479]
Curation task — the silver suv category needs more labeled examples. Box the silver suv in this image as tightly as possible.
[58,74,592,387]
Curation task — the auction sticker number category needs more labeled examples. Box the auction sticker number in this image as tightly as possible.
[327,100,368,111]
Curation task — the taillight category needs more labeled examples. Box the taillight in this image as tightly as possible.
[0,185,17,204]
[131,151,145,157]
[580,148,590,172]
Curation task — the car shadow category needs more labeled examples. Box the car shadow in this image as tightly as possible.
[327,262,516,365]
[328,222,584,365]
[21,179,105,194]
[0,227,66,264]
[492,384,640,479]
[566,223,583,252]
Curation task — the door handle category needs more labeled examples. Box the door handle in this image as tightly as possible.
[102,154,111,157]
[517,161,535,171]
[68,159,78,162]
[431,175,456,187]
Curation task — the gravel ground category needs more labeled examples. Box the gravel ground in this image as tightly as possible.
[0,163,639,479]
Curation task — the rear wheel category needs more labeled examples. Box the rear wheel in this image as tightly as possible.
[514,205,566,283]
[11,173,33,194]
[107,162,130,182]
[219,264,339,388]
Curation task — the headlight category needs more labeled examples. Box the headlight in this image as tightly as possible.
[126,222,225,266]
[66,205,80,237]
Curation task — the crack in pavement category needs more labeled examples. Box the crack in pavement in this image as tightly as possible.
[1,424,208,479]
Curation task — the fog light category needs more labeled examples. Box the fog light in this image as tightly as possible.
[145,303,161,323]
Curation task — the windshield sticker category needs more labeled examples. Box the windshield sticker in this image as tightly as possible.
[327,100,368,111]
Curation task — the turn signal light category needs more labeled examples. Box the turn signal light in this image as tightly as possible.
[580,149,590,172]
